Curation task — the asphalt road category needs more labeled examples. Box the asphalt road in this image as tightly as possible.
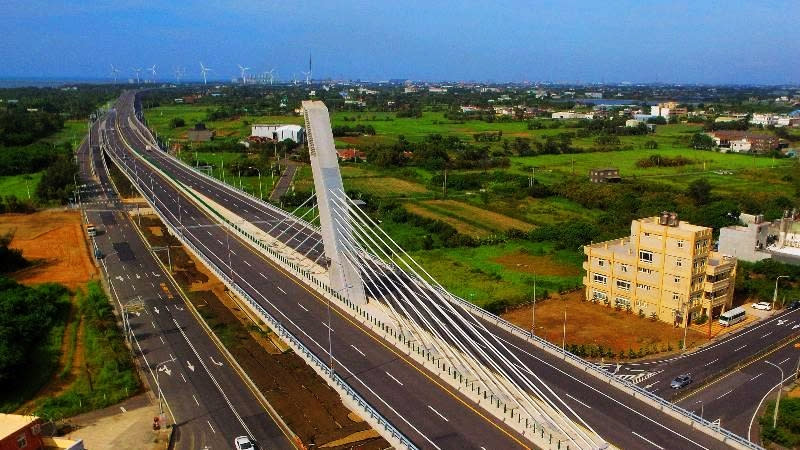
[108,90,744,449]
[605,308,800,401]
[76,115,295,450]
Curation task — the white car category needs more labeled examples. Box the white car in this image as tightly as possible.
[752,302,772,311]
[234,436,254,450]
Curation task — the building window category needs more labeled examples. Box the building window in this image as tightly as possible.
[639,250,654,263]
[597,258,605,267]
[695,239,707,251]
[677,240,685,248]
[17,434,27,449]
[673,293,680,301]
[636,283,652,291]
[620,264,629,273]
[638,267,653,275]
[615,297,631,308]
[592,290,608,302]
[617,280,631,291]
[673,276,681,283]
[593,273,607,285]
[676,258,683,267]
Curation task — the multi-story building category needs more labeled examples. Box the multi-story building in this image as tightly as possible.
[583,213,737,327]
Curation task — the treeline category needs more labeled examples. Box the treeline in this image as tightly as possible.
[635,154,693,168]
[0,142,70,175]
[366,134,509,171]
[0,232,29,273]
[0,277,70,383]
[0,85,120,119]
[0,109,64,146]
[332,124,376,137]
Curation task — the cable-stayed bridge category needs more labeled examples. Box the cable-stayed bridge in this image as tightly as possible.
[97,91,759,450]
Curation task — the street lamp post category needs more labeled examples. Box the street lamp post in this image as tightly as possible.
[695,399,704,421]
[531,272,536,336]
[765,360,785,429]
[773,275,790,310]
[248,166,262,200]
[154,357,175,416]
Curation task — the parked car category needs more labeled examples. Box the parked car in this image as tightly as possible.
[789,300,800,310]
[670,374,692,389]
[752,302,773,311]
[234,436,254,450]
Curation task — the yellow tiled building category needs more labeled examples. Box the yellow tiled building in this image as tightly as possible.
[583,213,737,327]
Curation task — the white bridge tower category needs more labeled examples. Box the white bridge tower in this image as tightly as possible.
[302,100,367,304]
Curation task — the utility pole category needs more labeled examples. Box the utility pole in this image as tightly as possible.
[773,275,789,310]
[531,272,536,335]
[765,360,784,429]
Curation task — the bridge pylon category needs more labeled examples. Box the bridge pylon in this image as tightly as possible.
[302,100,367,305]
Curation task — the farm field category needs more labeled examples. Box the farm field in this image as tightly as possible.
[405,199,534,238]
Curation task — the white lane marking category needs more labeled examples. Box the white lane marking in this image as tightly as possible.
[217,239,224,245]
[321,322,333,332]
[230,250,236,255]
[704,358,719,367]
[207,231,212,236]
[210,356,224,367]
[749,373,763,382]
[151,321,156,329]
[243,260,251,267]
[151,282,155,288]
[180,373,186,383]
[632,431,664,449]
[778,357,790,365]
[385,371,403,386]
[565,393,592,409]
[350,345,366,357]
[427,405,449,422]
[260,272,269,280]
[761,332,773,339]
[207,420,215,434]
[277,286,287,295]
[734,344,747,351]
[297,303,309,312]
[716,389,733,400]
[193,394,200,406]
[159,336,165,344]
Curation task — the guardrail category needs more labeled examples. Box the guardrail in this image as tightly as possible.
[101,140,417,450]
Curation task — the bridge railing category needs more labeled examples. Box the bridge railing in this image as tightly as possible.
[429,283,763,450]
[101,136,417,450]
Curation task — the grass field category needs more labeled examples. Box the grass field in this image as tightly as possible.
[0,172,41,200]
[407,241,583,308]
[405,199,534,238]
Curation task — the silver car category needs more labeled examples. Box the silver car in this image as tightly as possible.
[234,436,254,450]
[670,374,692,389]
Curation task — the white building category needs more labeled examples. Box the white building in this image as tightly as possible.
[251,124,305,143]
[625,119,643,127]
[729,139,752,153]
[718,214,772,262]
[552,111,594,120]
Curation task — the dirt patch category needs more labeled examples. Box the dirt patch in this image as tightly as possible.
[502,290,710,357]
[148,226,163,237]
[492,251,581,277]
[0,210,97,289]
[405,203,488,237]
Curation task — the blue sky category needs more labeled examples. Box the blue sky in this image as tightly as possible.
[2,0,798,84]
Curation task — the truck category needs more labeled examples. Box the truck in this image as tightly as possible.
[86,223,97,237]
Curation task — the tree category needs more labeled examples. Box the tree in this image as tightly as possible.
[687,178,712,206]
[690,133,715,150]
[169,117,186,128]
[644,140,659,149]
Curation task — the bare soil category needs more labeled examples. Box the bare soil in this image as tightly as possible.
[502,290,710,356]
[492,251,581,277]
[138,217,387,449]
[0,210,98,289]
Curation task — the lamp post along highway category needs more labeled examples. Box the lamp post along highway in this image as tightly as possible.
[155,357,175,416]
[248,166,262,200]
[773,275,790,309]
[531,272,536,336]
[765,360,784,428]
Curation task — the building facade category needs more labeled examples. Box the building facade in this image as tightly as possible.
[588,168,621,183]
[583,213,737,327]
[251,124,305,143]
[718,214,772,262]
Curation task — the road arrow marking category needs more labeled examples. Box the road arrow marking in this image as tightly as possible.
[187,361,195,372]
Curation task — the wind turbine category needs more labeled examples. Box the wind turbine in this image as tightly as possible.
[133,67,142,84]
[237,64,250,85]
[302,70,311,85]
[174,67,185,84]
[267,68,276,85]
[148,65,157,83]
[110,64,120,84]
[200,62,212,85]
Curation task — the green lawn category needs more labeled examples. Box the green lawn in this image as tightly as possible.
[0,172,41,200]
